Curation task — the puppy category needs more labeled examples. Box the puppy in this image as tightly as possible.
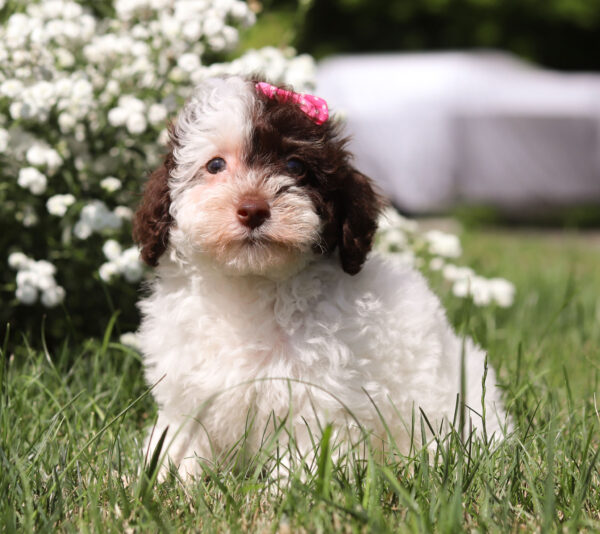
[134,75,509,479]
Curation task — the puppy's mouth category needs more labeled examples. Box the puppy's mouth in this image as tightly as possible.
[238,229,271,244]
[236,231,304,253]
[238,233,287,250]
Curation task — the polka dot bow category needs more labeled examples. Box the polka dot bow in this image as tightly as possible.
[255,82,329,125]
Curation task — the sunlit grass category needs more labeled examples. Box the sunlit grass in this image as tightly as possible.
[1,228,599,531]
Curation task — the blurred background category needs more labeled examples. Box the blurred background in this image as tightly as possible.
[243,0,600,224]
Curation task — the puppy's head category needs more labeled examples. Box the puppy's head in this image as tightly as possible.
[134,76,382,278]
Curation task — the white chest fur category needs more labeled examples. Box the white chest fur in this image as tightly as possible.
[138,253,508,476]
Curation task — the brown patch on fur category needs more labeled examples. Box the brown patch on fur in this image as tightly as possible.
[133,150,175,266]
[249,87,383,274]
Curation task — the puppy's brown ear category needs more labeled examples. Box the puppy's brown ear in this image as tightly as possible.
[337,168,382,275]
[133,156,173,267]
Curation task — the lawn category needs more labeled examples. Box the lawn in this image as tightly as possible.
[1,227,599,532]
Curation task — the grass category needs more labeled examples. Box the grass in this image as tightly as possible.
[1,227,600,532]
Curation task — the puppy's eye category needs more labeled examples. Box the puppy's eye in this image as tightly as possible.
[286,158,305,176]
[206,157,226,174]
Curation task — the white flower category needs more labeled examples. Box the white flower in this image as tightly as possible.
[9,102,24,120]
[148,103,167,125]
[443,262,515,307]
[47,194,76,216]
[16,284,38,305]
[451,276,493,306]
[118,246,144,282]
[104,80,120,96]
[16,270,37,288]
[230,1,253,25]
[41,285,66,308]
[100,244,143,283]
[207,35,227,52]
[119,95,145,113]
[55,48,75,67]
[470,277,493,307]
[89,201,120,229]
[108,107,129,127]
[177,53,200,73]
[100,176,122,192]
[18,167,48,195]
[126,112,147,134]
[488,278,516,308]
[203,14,224,36]
[73,220,93,239]
[442,264,474,283]
[102,239,122,261]
[25,145,46,166]
[32,260,56,277]
[452,278,470,299]
[8,252,30,270]
[169,66,185,83]
[46,149,63,170]
[123,263,144,283]
[182,19,202,41]
[26,144,62,170]
[0,79,23,98]
[99,261,119,282]
[12,255,63,306]
[425,230,462,258]
[221,26,239,50]
[71,78,93,101]
[75,200,122,239]
[58,112,76,132]
[36,274,57,292]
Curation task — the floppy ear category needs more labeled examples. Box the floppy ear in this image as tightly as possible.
[337,168,382,275]
[133,156,173,267]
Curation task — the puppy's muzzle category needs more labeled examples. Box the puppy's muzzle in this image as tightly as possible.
[237,197,270,229]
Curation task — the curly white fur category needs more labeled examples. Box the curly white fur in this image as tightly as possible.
[137,76,510,479]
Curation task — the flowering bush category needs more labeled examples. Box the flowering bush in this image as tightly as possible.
[0,0,316,341]
[1,0,513,344]
[375,208,515,308]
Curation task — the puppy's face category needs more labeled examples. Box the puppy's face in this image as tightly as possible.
[134,76,381,278]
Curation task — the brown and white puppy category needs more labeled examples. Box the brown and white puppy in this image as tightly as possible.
[134,76,509,479]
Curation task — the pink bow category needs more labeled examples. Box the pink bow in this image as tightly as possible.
[255,82,329,125]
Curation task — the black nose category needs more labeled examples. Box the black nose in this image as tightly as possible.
[236,198,271,229]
